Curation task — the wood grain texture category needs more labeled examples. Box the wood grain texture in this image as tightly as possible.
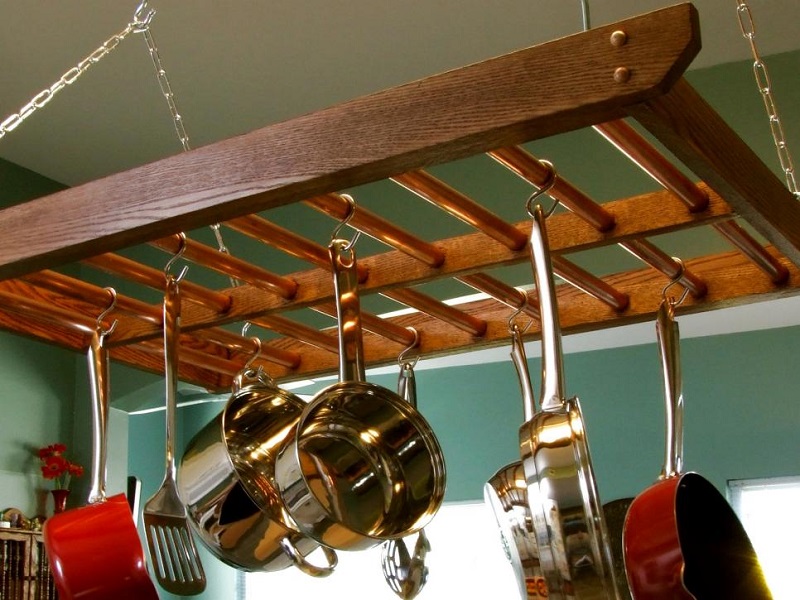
[0,4,700,279]
[628,77,800,267]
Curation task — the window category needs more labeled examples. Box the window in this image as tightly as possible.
[728,475,800,600]
[242,502,519,599]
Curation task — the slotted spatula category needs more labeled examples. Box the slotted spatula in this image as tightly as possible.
[143,273,206,595]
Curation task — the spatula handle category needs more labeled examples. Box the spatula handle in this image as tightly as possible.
[163,275,181,477]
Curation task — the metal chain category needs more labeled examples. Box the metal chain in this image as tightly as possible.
[735,0,799,199]
[137,13,190,152]
[0,7,154,141]
[135,2,238,283]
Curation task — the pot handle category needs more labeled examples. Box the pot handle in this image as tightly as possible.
[529,204,566,411]
[509,324,537,421]
[656,298,684,479]
[87,328,110,505]
[397,362,418,408]
[279,536,338,578]
[330,239,367,383]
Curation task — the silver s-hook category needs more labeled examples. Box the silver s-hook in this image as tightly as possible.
[525,159,560,219]
[163,232,189,282]
[96,287,119,339]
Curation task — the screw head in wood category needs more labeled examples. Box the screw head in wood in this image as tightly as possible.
[610,30,628,47]
[613,67,631,83]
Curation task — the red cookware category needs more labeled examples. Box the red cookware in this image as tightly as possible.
[623,298,773,599]
[44,317,158,600]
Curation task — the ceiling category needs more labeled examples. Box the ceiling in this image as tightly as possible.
[1,1,798,187]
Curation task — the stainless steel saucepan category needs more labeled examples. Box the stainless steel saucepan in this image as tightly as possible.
[520,203,619,599]
[178,367,337,576]
[275,239,446,551]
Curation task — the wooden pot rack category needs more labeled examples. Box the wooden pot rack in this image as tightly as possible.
[0,3,798,393]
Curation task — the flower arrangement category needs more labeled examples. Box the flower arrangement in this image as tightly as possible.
[37,443,84,491]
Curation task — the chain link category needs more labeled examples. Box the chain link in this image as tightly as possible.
[138,24,190,152]
[134,4,240,281]
[735,0,799,199]
[0,23,140,141]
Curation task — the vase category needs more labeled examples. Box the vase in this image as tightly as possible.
[51,489,70,514]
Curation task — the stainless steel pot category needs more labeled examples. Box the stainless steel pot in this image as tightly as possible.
[520,203,619,599]
[178,367,337,575]
[275,239,446,551]
[484,324,547,599]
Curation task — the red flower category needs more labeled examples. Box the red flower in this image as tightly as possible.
[36,443,83,490]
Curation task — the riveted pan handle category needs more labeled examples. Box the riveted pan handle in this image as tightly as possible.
[330,239,367,384]
[656,299,684,479]
[529,204,566,411]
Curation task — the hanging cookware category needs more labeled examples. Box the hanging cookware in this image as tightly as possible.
[623,298,773,599]
[520,203,619,599]
[484,323,547,599]
[44,308,159,600]
[178,365,337,576]
[275,238,446,551]
[142,273,206,595]
[381,353,432,600]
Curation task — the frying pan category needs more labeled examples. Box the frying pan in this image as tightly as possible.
[623,299,773,599]
[484,324,547,599]
[44,322,158,600]
[178,367,337,575]
[275,238,446,551]
[520,204,619,599]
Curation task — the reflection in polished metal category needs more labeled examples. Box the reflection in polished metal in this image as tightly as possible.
[520,205,619,599]
[485,323,547,599]
[178,367,337,576]
[275,239,446,551]
[381,355,432,599]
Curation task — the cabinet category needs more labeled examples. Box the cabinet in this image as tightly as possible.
[0,528,57,600]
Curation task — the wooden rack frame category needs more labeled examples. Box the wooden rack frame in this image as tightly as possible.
[0,3,798,392]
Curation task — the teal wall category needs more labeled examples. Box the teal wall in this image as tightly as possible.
[0,159,78,517]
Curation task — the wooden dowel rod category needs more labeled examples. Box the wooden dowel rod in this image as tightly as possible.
[306,193,446,267]
[392,170,528,251]
[619,240,707,297]
[594,120,709,211]
[0,289,94,333]
[457,273,539,320]
[551,256,629,311]
[596,117,790,280]
[250,315,339,354]
[192,327,301,369]
[382,288,487,336]
[227,214,327,265]
[23,269,162,323]
[139,339,243,376]
[714,221,789,284]
[488,145,616,231]
[314,303,417,347]
[152,234,298,299]
[83,252,232,314]
[490,144,707,297]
